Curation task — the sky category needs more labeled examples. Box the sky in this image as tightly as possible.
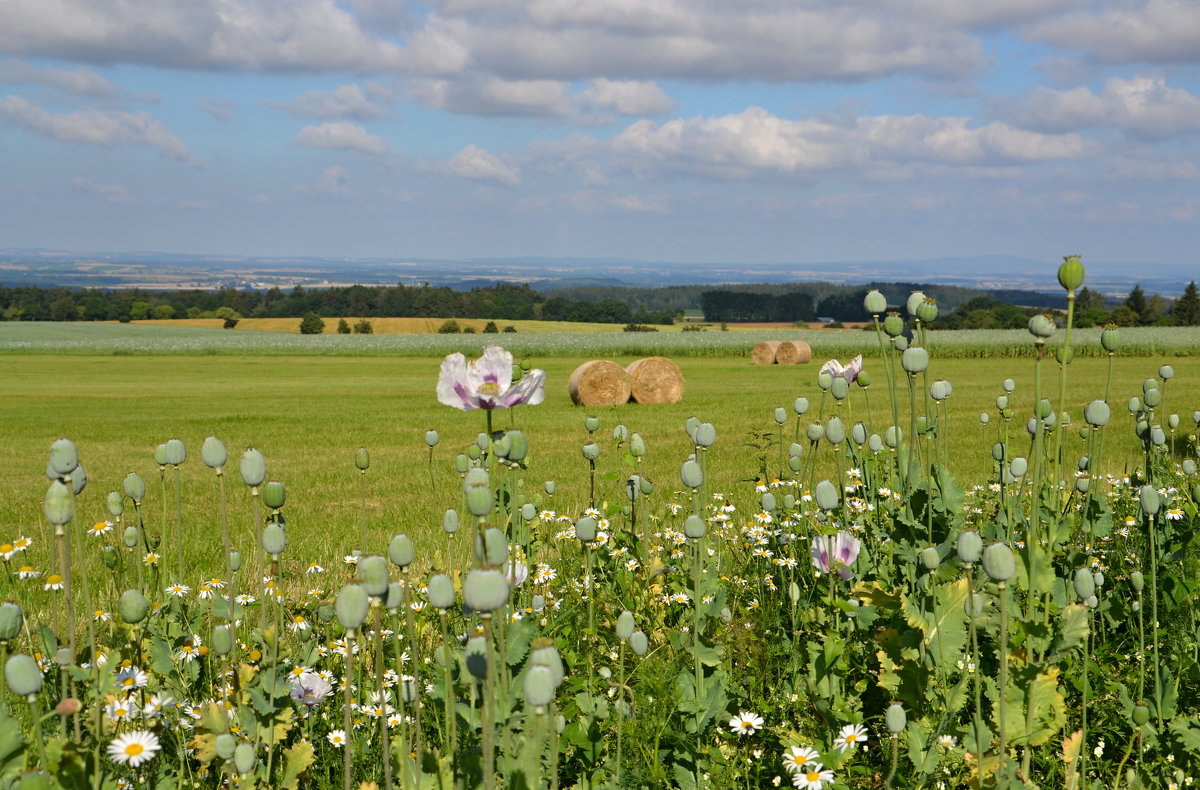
[1,0,1198,267]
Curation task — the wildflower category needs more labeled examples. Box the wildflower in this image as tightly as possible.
[143,553,159,566]
[196,584,214,600]
[235,594,256,605]
[13,537,31,552]
[343,555,359,566]
[791,763,834,789]
[819,354,863,383]
[834,723,868,752]
[115,667,148,691]
[937,734,957,749]
[290,671,333,709]
[107,730,161,768]
[14,566,39,580]
[106,698,139,722]
[288,615,310,633]
[782,746,820,773]
[729,711,764,736]
[94,609,112,622]
[327,729,347,747]
[88,521,113,537]
[164,584,190,598]
[44,574,64,591]
[436,345,546,411]
[810,533,861,580]
[1167,508,1184,521]
[306,563,325,574]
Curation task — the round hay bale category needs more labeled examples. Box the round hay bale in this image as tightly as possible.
[751,341,781,365]
[775,340,812,365]
[626,357,684,404]
[568,360,632,407]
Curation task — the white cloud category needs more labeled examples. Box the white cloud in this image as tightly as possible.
[1024,0,1200,64]
[0,95,192,160]
[197,96,237,121]
[268,83,392,120]
[446,144,521,185]
[1006,76,1200,139]
[293,121,388,155]
[408,77,571,117]
[70,176,135,203]
[0,59,118,96]
[576,80,674,116]
[315,166,350,198]
[611,194,665,212]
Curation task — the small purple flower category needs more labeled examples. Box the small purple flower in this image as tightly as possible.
[437,346,546,411]
[290,671,332,709]
[819,355,863,384]
[810,532,861,579]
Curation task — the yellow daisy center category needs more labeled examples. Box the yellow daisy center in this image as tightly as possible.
[125,743,144,757]
[806,770,819,780]
[0,544,12,553]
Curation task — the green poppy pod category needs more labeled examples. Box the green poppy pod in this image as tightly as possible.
[1057,254,1085,291]
[783,494,796,509]
[581,442,600,461]
[864,290,888,315]
[353,555,389,598]
[442,509,459,535]
[886,703,907,734]
[100,545,119,570]
[930,379,952,401]
[684,416,701,440]
[1135,420,1149,439]
[1075,475,1090,494]
[883,312,904,337]
[901,346,929,374]
[761,492,776,511]
[1143,378,1159,394]
[830,377,850,401]
[68,463,87,495]
[1073,567,1096,599]
[906,291,927,318]
[814,479,839,511]
[629,630,648,656]
[164,438,185,466]
[240,449,266,488]
[868,434,884,453]
[788,455,803,472]
[211,625,233,656]
[613,424,629,444]
[1193,410,1200,425]
[544,480,556,495]
[980,412,990,425]
[389,534,415,568]
[227,551,242,572]
[43,480,73,527]
[425,429,440,448]
[720,607,733,623]
[5,654,42,698]
[825,417,845,446]
[856,369,872,388]
[1093,571,1105,589]
[793,397,809,415]
[122,526,139,549]
[464,568,510,612]
[1151,426,1166,446]
[201,437,227,470]
[48,438,78,477]
[1010,457,1028,477]
[521,502,537,520]
[261,482,285,511]
[1084,400,1110,428]
[625,475,641,502]
[315,604,333,623]
[1131,702,1150,726]
[957,530,982,564]
[805,422,825,442]
[616,610,635,640]
[1183,459,1196,475]
[427,573,455,610]
[1194,482,1200,502]
[1001,378,1016,393]
[464,470,493,518]
[335,584,370,631]
[884,426,903,448]
[1139,485,1160,515]
[215,733,237,761]
[1100,326,1121,352]
[234,743,257,775]
[1085,594,1098,609]
[1055,346,1075,365]
[454,453,470,473]
[474,527,507,566]
[493,434,511,458]
[817,370,833,391]
[476,432,489,451]
[773,406,788,424]
[1027,314,1056,339]
[465,636,489,680]
[915,298,938,324]
[1127,397,1141,415]
[524,664,556,708]
[0,603,23,642]
[982,542,1016,582]
[996,395,1010,410]
[629,433,646,458]
[684,515,707,539]
[1168,414,1179,430]
[119,589,149,624]
[1144,388,1161,409]
[964,593,985,617]
[384,582,404,611]
[639,476,653,495]
[916,415,930,434]
[106,491,124,517]
[575,516,597,542]
[261,524,286,559]
[1026,417,1040,436]
[584,416,601,433]
[694,422,717,448]
[355,447,370,471]
[789,442,804,459]
[681,459,704,489]
[1131,571,1144,592]
[530,638,565,686]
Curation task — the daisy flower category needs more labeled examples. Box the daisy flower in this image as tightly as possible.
[143,553,159,567]
[14,566,38,580]
[327,729,347,747]
[107,730,160,768]
[44,574,64,591]
[834,723,868,752]
[13,537,31,552]
[164,584,190,598]
[781,746,821,773]
[88,521,113,537]
[306,563,325,574]
[791,763,834,789]
[0,544,16,561]
[729,711,764,736]
[94,609,112,622]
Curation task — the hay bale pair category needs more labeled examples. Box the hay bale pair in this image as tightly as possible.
[569,357,684,406]
[752,340,811,365]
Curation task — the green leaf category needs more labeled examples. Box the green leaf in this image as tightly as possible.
[280,739,316,790]
[506,617,535,668]
[691,636,724,668]
[150,636,175,678]
[1047,605,1089,662]
[0,710,25,784]
[903,579,969,669]
[932,464,964,517]
[993,667,1067,747]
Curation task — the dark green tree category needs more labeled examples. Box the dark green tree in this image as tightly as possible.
[1123,284,1147,323]
[1173,281,1200,326]
[299,312,325,334]
[353,318,374,334]
[336,318,351,334]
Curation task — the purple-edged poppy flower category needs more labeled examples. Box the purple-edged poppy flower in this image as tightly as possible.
[810,532,861,579]
[819,354,863,383]
[437,346,546,411]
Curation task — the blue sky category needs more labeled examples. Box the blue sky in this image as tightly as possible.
[1,0,1198,267]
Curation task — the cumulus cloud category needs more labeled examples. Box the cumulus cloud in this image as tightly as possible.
[1024,0,1200,64]
[197,96,237,121]
[70,176,135,203]
[408,77,571,117]
[576,80,674,116]
[0,59,119,96]
[445,144,521,185]
[293,120,388,155]
[268,83,392,120]
[1005,76,1200,139]
[0,95,192,160]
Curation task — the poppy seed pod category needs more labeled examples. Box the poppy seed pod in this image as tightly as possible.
[1010,457,1028,477]
[825,417,846,446]
[1139,485,1160,516]
[215,733,237,761]
[856,369,872,388]
[1159,364,1174,380]
[629,630,648,656]
[1027,314,1056,339]
[883,312,904,337]
[885,426,903,448]
[1151,426,1166,446]
[1055,346,1075,365]
[1143,378,1159,394]
[817,370,833,391]
[773,407,788,424]
[901,346,929,374]
[68,464,87,496]
[262,481,285,511]
[1168,414,1179,430]
[105,491,124,517]
[234,743,257,775]
[530,639,565,687]
[240,449,266,488]
[684,515,707,539]
[793,397,809,415]
[964,593,985,617]
[524,664,556,708]
[575,516,597,542]
[211,625,233,656]
[920,546,941,571]
[906,291,927,318]
[864,289,887,315]
[629,433,646,458]
[493,434,511,458]
[357,555,389,597]
[893,334,909,351]
[868,434,884,453]
[616,611,635,640]
[956,530,982,564]
[454,453,471,473]
[154,444,168,466]
[982,542,1016,582]
[1075,475,1090,494]
[443,509,459,535]
[1002,378,1016,393]
[355,447,370,471]
[625,475,641,502]
[761,492,776,511]
[388,534,415,568]
[584,416,600,433]
[788,455,803,472]
[694,423,717,448]
[613,424,628,444]
[48,438,78,477]
[684,416,701,441]
[1101,325,1121,352]
[681,460,704,489]
[1084,400,1110,427]
[423,429,439,449]
[1058,255,1085,291]
[1073,567,1096,599]
[1131,571,1144,592]
[992,442,1006,461]
[5,654,42,698]
[806,422,825,443]
[1093,571,1105,589]
[123,526,139,549]
[474,527,508,567]
[521,502,537,520]
[0,603,23,642]
[915,298,938,324]
[119,589,149,624]
[886,703,907,734]
[43,480,73,526]
[851,423,868,446]
[164,438,186,466]
[830,377,850,401]
[1182,459,1196,476]
[814,479,839,511]
[1132,702,1150,726]
[335,584,370,631]
[227,551,242,572]
[465,636,489,680]
[464,568,510,612]
[930,379,952,401]
[464,469,493,517]
[261,524,286,558]
[201,436,227,470]
[1144,389,1161,409]
[427,573,455,609]
[581,442,600,461]
[979,412,990,425]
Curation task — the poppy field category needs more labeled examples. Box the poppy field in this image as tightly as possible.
[1,261,1199,789]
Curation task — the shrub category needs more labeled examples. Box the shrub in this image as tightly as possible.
[503,326,518,333]
[353,319,374,335]
[623,323,659,332]
[463,327,477,334]
[483,321,499,334]
[336,319,352,335]
[223,317,239,330]
[437,320,461,334]
[299,312,325,335]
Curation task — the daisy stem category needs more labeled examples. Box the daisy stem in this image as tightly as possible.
[1149,511,1162,728]
[997,580,1009,773]
[343,629,356,790]
[374,605,393,790]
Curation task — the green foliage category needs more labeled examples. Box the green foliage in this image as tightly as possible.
[352,318,373,334]
[298,311,324,334]
[336,318,351,334]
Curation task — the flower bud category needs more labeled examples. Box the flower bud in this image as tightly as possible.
[1101,325,1121,352]
[48,438,78,477]
[43,480,73,526]
[211,625,233,656]
[1058,255,1084,291]
[616,611,635,640]
[119,589,149,624]
[0,603,23,641]
[825,417,845,446]
[335,584,370,631]
[611,424,628,445]
[1131,702,1150,726]
[240,449,266,487]
[956,530,982,564]
[388,534,415,568]
[983,542,1015,582]
[422,429,439,449]
[5,654,42,697]
[464,568,510,612]
[883,312,904,337]
[886,703,907,734]
[906,292,926,318]
[1073,567,1096,599]
[261,524,286,558]
[261,481,285,510]
[629,630,648,656]
[814,479,839,511]
[1131,571,1144,592]
[681,460,704,489]
[1139,485,1159,516]
[684,514,706,539]
[350,446,369,471]
[575,516,597,542]
[864,290,887,315]
[234,743,257,775]
[901,346,929,374]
